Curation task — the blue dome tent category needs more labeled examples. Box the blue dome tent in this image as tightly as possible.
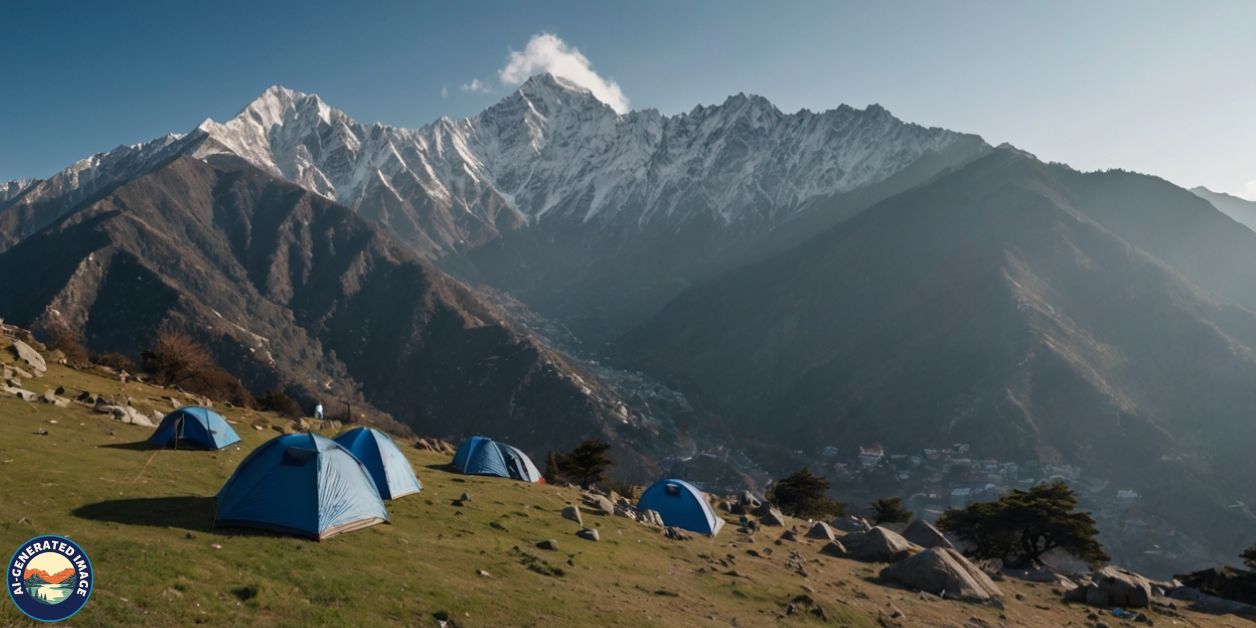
[332,427,423,500]
[452,436,543,483]
[637,478,725,536]
[214,433,388,540]
[148,406,241,450]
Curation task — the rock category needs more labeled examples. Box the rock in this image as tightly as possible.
[536,539,559,551]
[10,389,38,402]
[805,521,836,541]
[826,527,922,563]
[459,492,471,502]
[151,409,165,423]
[12,367,32,380]
[585,494,614,516]
[10,340,46,375]
[614,504,635,518]
[41,389,56,403]
[96,402,156,427]
[759,505,786,527]
[879,548,1004,603]
[1092,566,1154,608]
[830,516,873,533]
[639,509,664,527]
[779,530,799,542]
[52,397,70,408]
[54,385,65,395]
[751,502,775,517]
[738,490,762,508]
[819,541,848,557]
[663,527,691,541]
[576,528,600,542]
[561,506,583,525]
[901,519,954,550]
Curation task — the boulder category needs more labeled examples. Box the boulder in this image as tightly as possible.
[41,389,56,404]
[576,528,600,542]
[10,340,46,375]
[663,527,692,541]
[758,505,786,527]
[901,519,954,550]
[585,494,614,516]
[536,539,559,551]
[830,516,872,533]
[737,490,762,508]
[806,521,837,541]
[1092,566,1153,608]
[751,501,775,517]
[827,527,922,563]
[638,509,665,527]
[459,492,471,502]
[561,506,583,526]
[879,547,1004,603]
[95,402,156,427]
[819,541,848,557]
[10,389,37,402]
[780,530,798,542]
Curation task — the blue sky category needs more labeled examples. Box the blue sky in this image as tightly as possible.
[2,1,1253,198]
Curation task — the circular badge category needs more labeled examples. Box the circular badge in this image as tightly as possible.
[7,535,93,622]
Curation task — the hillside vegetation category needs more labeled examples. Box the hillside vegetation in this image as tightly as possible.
[0,337,1241,626]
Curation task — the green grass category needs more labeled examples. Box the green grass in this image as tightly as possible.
[2,338,1233,627]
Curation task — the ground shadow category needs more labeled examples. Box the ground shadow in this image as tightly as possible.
[424,463,460,473]
[97,441,162,451]
[72,496,216,533]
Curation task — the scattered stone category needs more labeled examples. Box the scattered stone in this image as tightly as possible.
[536,539,559,551]
[901,518,955,550]
[759,505,786,527]
[830,516,873,533]
[1091,566,1154,608]
[477,570,491,578]
[10,339,46,375]
[561,505,583,525]
[41,389,56,404]
[805,521,836,541]
[585,494,614,516]
[639,509,664,527]
[780,530,799,542]
[663,527,692,541]
[819,541,848,557]
[576,528,600,542]
[879,549,1005,603]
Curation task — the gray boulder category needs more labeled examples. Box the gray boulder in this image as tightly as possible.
[536,539,559,551]
[737,490,762,508]
[901,519,954,550]
[638,509,664,527]
[830,516,872,533]
[759,506,786,527]
[805,521,837,541]
[576,528,600,542]
[663,527,692,541]
[585,494,614,516]
[828,527,922,563]
[561,506,583,526]
[879,547,1003,602]
[10,340,46,375]
[1092,566,1153,608]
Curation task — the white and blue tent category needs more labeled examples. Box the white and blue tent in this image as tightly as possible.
[452,436,543,483]
[214,433,388,540]
[148,406,241,450]
[637,478,725,536]
[332,427,423,500]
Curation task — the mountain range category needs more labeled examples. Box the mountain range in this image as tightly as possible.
[3,75,1255,575]
[24,567,76,584]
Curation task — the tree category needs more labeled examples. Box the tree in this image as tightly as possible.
[550,440,616,489]
[143,326,215,387]
[870,497,914,525]
[258,389,302,418]
[1242,545,1256,570]
[935,481,1109,568]
[766,467,846,519]
[40,319,89,367]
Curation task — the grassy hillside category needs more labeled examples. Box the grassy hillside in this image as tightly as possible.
[0,338,1237,626]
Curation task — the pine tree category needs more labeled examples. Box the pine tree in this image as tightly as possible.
[766,467,846,518]
[559,440,616,489]
[870,497,913,525]
[936,481,1109,568]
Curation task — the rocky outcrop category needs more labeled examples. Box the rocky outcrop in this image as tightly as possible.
[879,548,1003,603]
[825,527,922,563]
[901,519,954,550]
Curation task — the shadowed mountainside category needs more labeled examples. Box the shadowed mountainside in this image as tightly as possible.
[0,155,661,474]
[614,150,1256,569]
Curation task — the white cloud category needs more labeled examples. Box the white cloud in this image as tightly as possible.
[461,78,492,94]
[1244,180,1256,201]
[497,33,629,113]
[441,86,448,99]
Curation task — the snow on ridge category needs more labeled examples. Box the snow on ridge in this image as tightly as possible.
[11,73,989,248]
